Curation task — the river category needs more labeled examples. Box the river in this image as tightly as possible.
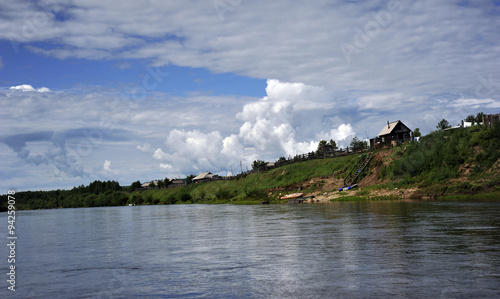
[2,201,500,298]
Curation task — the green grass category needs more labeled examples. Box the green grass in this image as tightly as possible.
[129,155,357,205]
[380,123,500,186]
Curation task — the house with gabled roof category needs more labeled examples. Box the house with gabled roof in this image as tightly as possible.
[192,172,220,183]
[370,120,412,148]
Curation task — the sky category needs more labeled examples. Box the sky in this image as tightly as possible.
[1,0,499,191]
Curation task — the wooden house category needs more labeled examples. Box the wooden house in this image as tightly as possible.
[192,172,220,183]
[370,120,412,148]
[168,179,186,188]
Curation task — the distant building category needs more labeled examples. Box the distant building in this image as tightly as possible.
[168,179,186,188]
[192,172,220,183]
[370,120,412,148]
[139,180,159,190]
[141,180,158,188]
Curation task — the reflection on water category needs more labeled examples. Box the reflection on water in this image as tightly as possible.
[3,201,500,298]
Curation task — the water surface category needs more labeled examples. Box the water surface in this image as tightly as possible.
[2,201,500,298]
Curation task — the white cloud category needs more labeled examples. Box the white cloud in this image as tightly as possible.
[1,0,499,190]
[151,79,359,176]
[103,160,111,172]
[2,1,498,98]
[9,84,51,92]
[448,98,500,109]
[159,163,173,170]
[357,93,404,110]
[152,148,170,161]
[316,124,356,143]
[137,143,153,153]
[1,76,496,191]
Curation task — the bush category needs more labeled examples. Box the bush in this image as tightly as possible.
[179,192,192,203]
[165,195,177,204]
[243,187,267,200]
[129,194,143,205]
[215,187,233,200]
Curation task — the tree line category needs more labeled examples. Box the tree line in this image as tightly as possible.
[0,180,128,211]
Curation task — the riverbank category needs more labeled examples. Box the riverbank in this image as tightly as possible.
[133,136,500,205]
[2,124,499,211]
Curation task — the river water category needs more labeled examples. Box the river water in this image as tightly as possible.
[2,201,500,298]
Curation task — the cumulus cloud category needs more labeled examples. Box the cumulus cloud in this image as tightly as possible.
[1,75,496,191]
[152,79,359,176]
[9,84,50,92]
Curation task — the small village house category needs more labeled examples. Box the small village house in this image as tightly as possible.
[141,180,158,188]
[192,172,220,183]
[370,120,412,149]
[168,179,187,188]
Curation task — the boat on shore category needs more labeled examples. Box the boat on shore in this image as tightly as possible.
[280,193,303,200]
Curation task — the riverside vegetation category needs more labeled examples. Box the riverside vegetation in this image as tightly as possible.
[2,121,499,211]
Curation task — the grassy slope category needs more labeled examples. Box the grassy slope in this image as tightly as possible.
[378,124,500,200]
[134,155,358,204]
[133,124,500,204]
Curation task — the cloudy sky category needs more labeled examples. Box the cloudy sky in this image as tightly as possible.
[1,0,499,191]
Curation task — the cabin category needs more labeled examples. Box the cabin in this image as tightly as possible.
[319,144,336,158]
[168,179,186,188]
[192,172,220,183]
[370,120,412,149]
[141,180,158,188]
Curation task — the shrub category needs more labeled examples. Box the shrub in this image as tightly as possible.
[215,187,233,200]
[243,187,267,200]
[165,195,177,204]
[179,192,192,203]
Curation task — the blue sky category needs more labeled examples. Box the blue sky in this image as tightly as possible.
[1,0,499,191]
[0,42,267,97]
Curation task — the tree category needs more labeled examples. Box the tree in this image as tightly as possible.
[164,177,171,187]
[413,128,421,137]
[157,180,164,189]
[317,140,328,152]
[186,174,196,184]
[350,137,367,150]
[252,159,266,170]
[476,112,484,124]
[130,180,141,190]
[465,115,476,124]
[329,139,338,151]
[436,119,451,130]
